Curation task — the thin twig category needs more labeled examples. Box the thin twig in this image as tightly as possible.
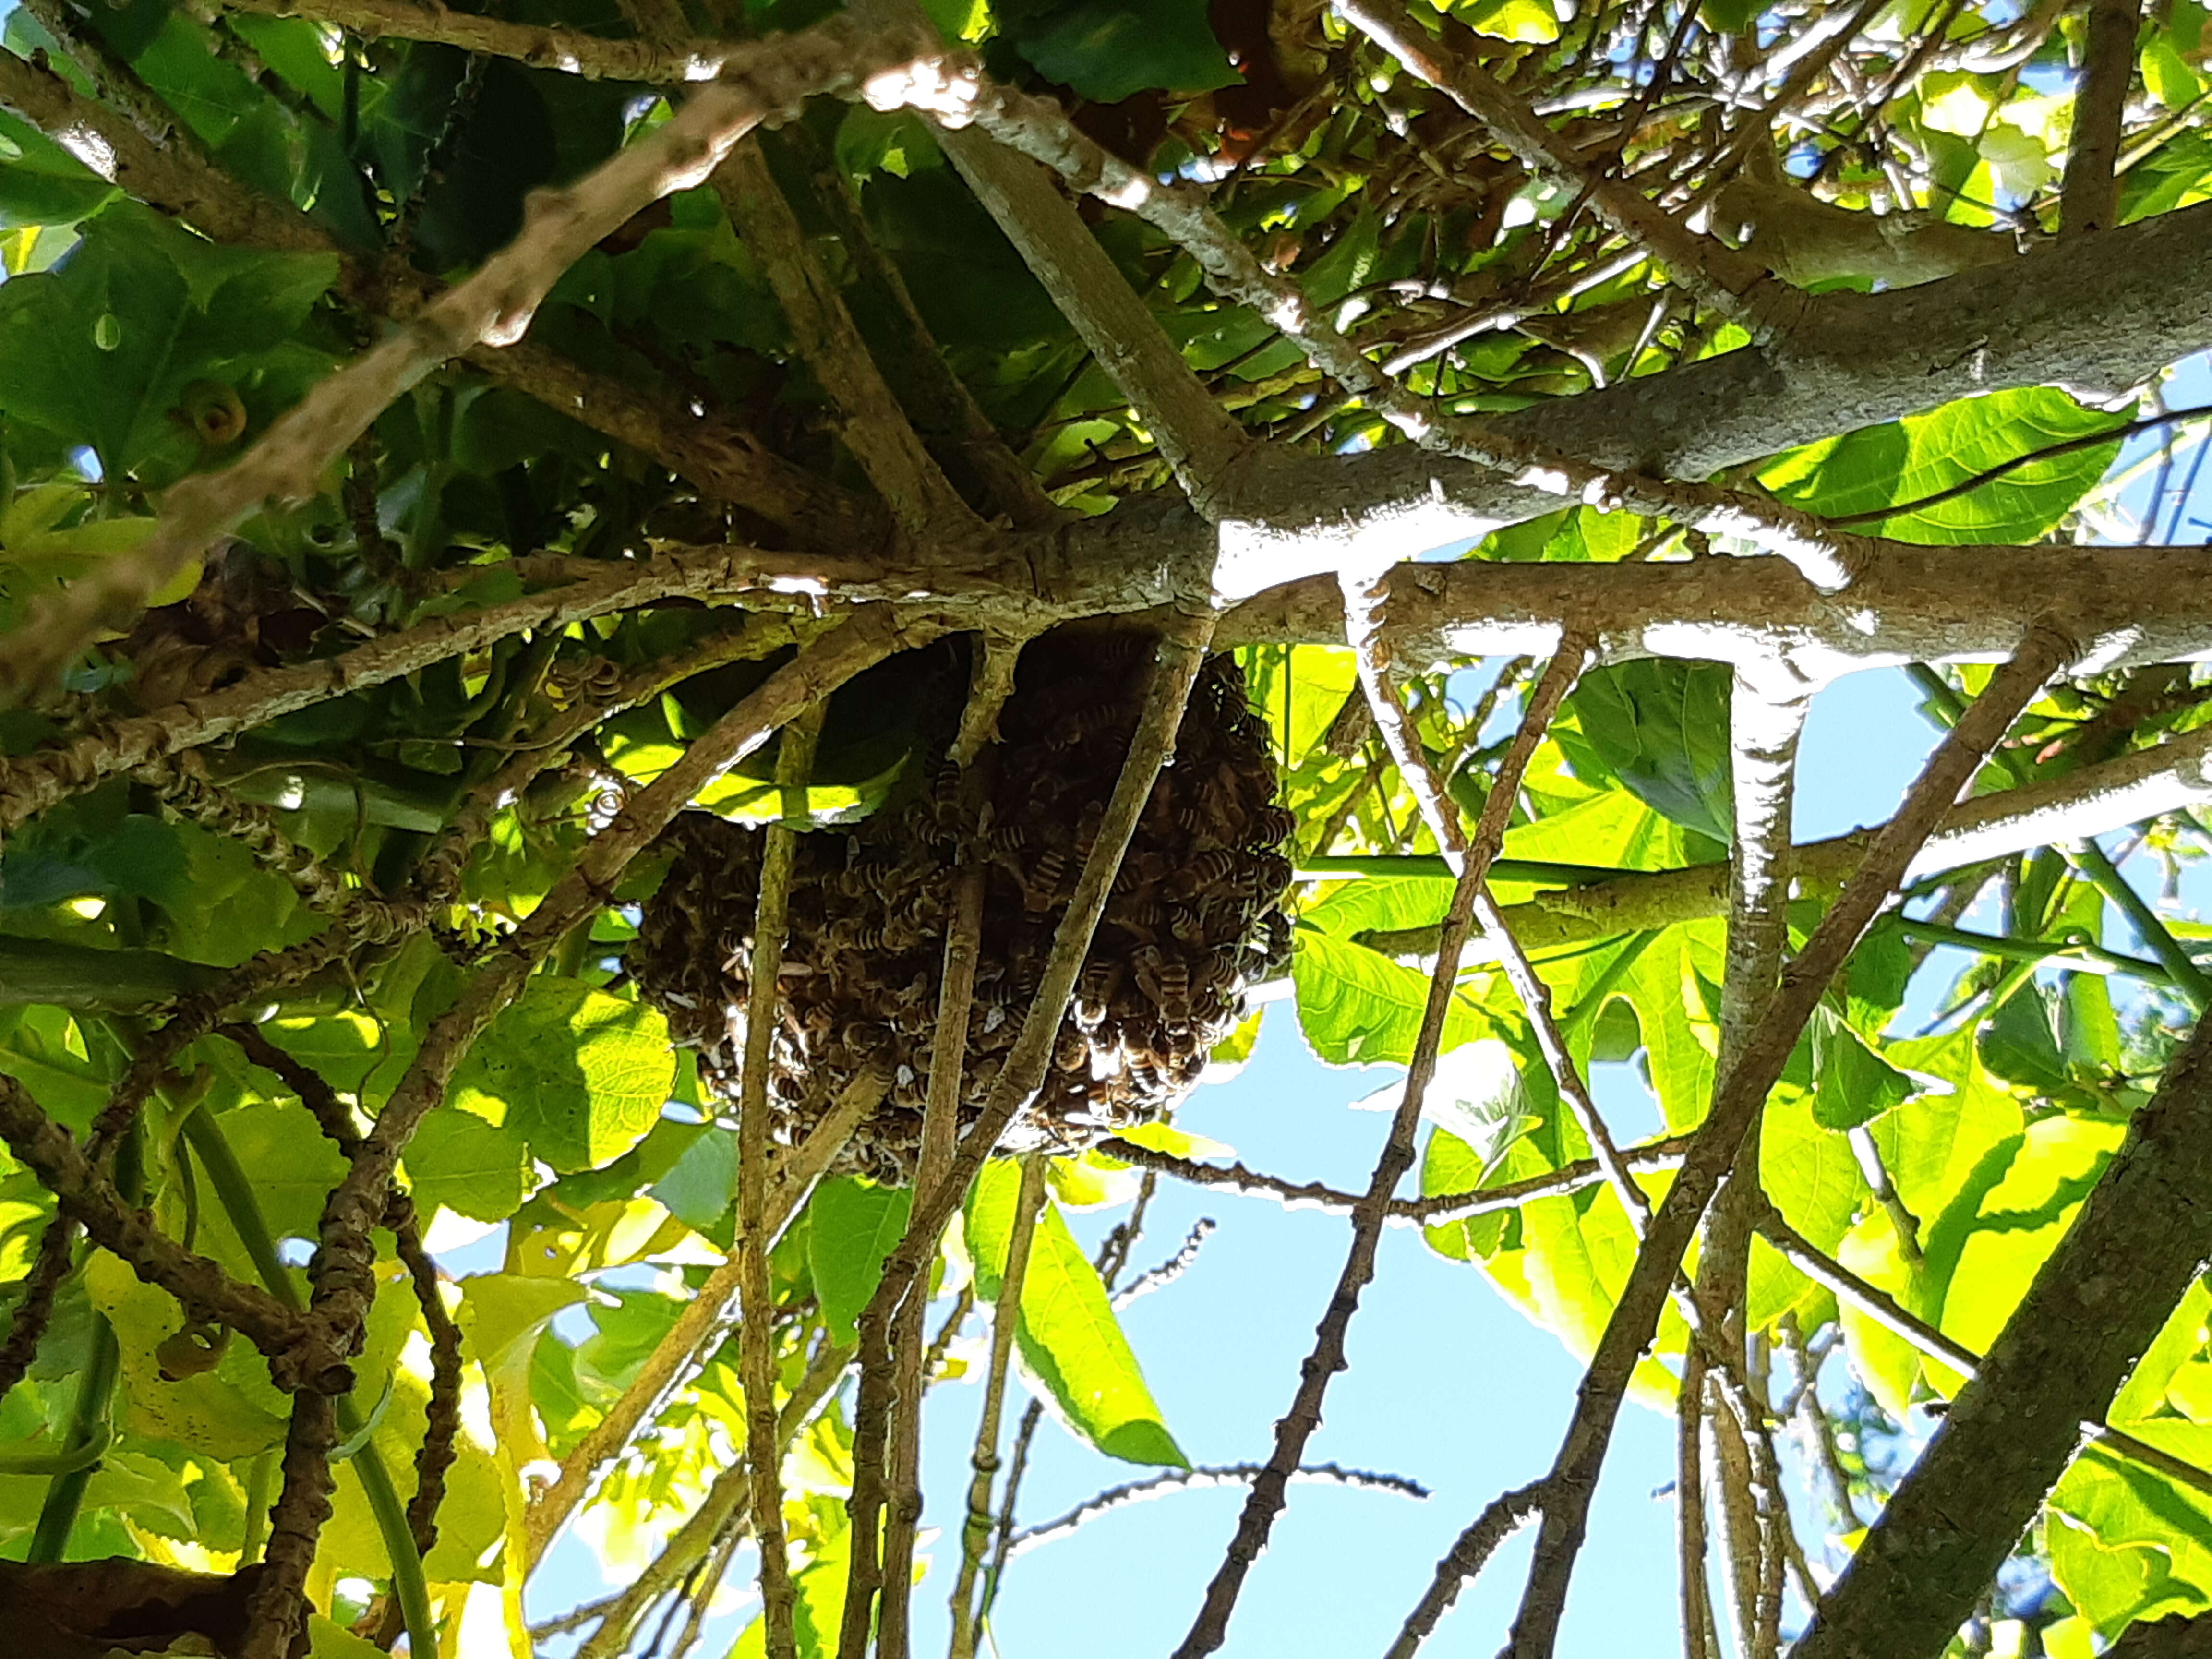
[1383,1483,1549,1659]
[1174,635,1588,1659]
[1100,1132,1696,1224]
[1011,1463,1430,1556]
[945,1153,1048,1659]
[736,705,823,1659]
[1113,1218,1218,1310]
[1493,625,2069,1659]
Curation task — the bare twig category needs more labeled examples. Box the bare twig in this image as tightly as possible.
[1101,1130,1696,1225]
[945,1152,1048,1659]
[0,1216,77,1404]
[1383,1483,1548,1659]
[1012,1462,1430,1556]
[736,705,823,1659]
[879,751,992,1659]
[1750,1200,2212,1505]
[1174,635,1587,1659]
[240,1391,337,1659]
[1679,1344,1719,1659]
[930,122,1252,517]
[573,1335,856,1659]
[1497,625,2069,1659]
[526,1065,888,1566]
[1113,1218,1217,1310]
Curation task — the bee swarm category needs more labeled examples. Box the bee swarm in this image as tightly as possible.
[632,637,1294,1184]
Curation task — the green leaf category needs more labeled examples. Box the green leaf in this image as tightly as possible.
[457,1272,589,1370]
[966,1163,1187,1467]
[311,1613,396,1659]
[1240,644,1360,770]
[0,201,336,477]
[0,108,118,230]
[1758,387,2127,545]
[402,1105,536,1224]
[1806,1005,1914,1130]
[1556,661,1734,844]
[2050,1443,2212,1638]
[1449,0,1562,41]
[1870,1031,2026,1223]
[1618,921,1723,1131]
[1935,1116,2122,1355]
[1012,0,1240,103]
[1293,931,1484,1067]
[1759,1089,1870,1256]
[201,1101,347,1244]
[649,1124,737,1232]
[807,1177,912,1346]
[450,979,674,1174]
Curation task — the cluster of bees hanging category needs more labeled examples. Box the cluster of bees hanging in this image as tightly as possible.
[632,632,1295,1184]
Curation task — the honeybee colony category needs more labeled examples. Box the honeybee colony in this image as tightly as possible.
[634,632,1295,1183]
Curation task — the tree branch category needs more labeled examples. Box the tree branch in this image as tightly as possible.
[2059,0,2140,239]
[1498,624,2069,1659]
[1791,1009,2212,1658]
[1174,635,1587,1659]
[716,139,982,541]
[1012,1462,1430,1558]
[929,121,1253,516]
[0,12,931,704]
[0,1075,303,1360]
[735,703,821,1659]
[1099,1130,1697,1226]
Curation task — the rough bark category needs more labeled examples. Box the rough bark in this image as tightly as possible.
[1792,1014,2212,1659]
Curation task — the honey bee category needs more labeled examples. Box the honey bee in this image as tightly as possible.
[1250,804,1298,848]
[1169,848,1241,901]
[1022,846,1069,913]
[1131,944,1192,1034]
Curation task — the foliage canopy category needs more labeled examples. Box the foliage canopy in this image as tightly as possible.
[0,0,2211,1656]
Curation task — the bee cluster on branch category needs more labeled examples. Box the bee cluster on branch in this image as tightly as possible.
[634,633,1295,1183]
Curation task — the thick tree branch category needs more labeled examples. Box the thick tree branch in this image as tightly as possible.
[1225,198,2212,591]
[1792,1008,2212,1659]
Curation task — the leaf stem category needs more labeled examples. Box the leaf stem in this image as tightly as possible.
[2068,837,2212,1009]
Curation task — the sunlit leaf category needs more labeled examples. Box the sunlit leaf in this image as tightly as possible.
[967,1162,1187,1467]
[450,980,675,1174]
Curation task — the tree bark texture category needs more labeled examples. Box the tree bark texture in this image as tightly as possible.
[1792,1015,2212,1659]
